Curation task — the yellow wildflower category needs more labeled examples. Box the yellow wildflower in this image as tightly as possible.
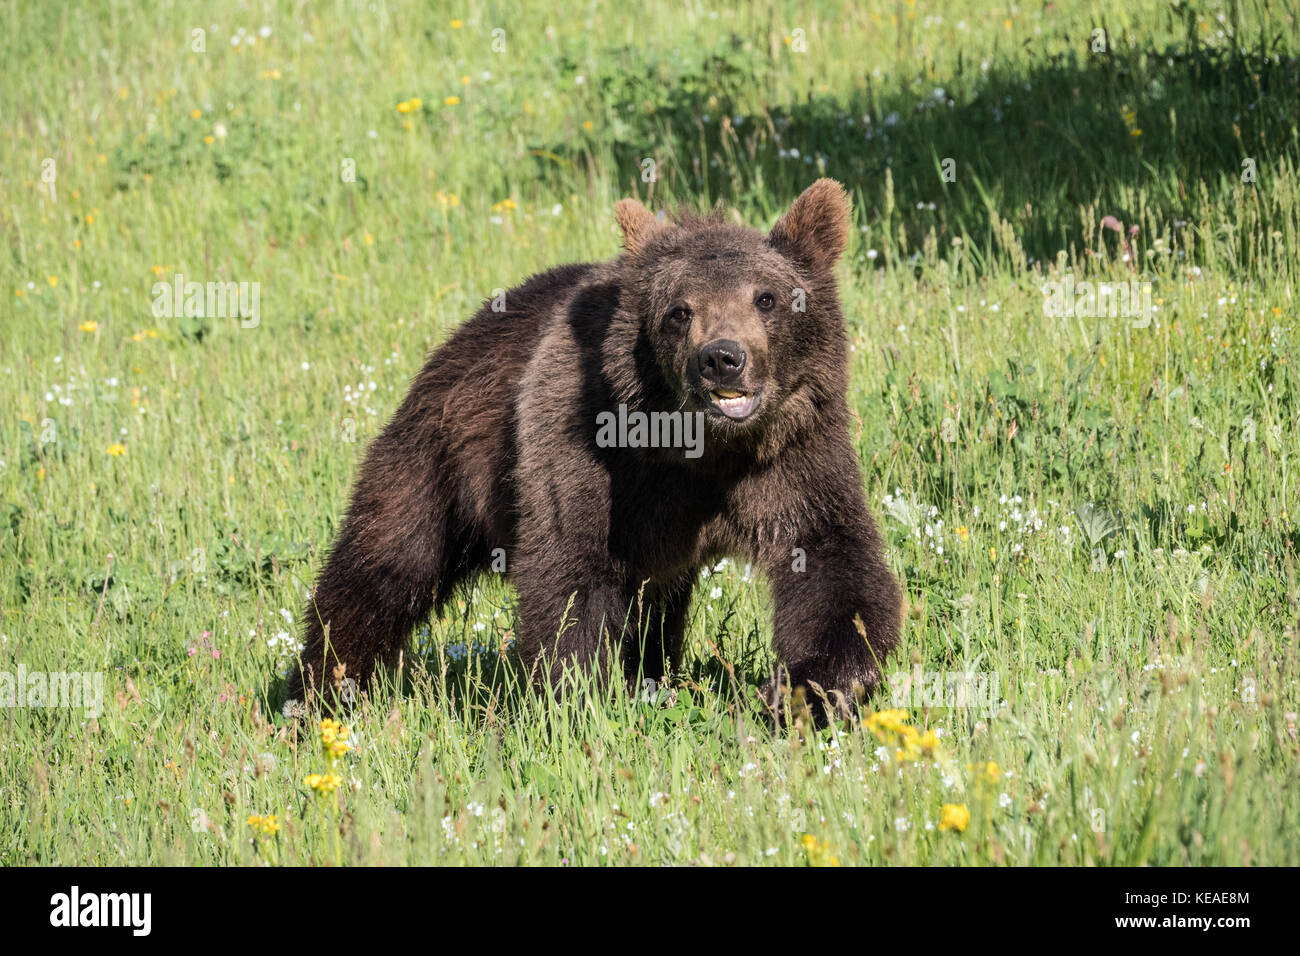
[864,708,911,739]
[895,724,922,762]
[939,803,970,832]
[320,719,352,760]
[305,772,342,794]
[801,834,840,867]
[918,728,940,757]
[247,813,281,835]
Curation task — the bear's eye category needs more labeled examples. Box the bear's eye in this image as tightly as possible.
[666,305,692,326]
[755,292,776,311]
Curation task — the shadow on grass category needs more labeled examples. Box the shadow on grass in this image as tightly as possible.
[541,35,1300,270]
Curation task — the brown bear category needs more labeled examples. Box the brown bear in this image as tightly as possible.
[288,179,901,720]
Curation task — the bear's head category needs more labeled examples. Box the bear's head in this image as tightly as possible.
[609,179,853,458]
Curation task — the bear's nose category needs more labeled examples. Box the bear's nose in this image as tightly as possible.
[697,339,746,384]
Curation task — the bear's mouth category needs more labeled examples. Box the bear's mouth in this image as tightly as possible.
[706,387,760,420]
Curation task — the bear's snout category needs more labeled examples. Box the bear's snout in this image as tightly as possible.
[696,339,747,386]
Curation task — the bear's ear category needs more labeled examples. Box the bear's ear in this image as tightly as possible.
[614,198,663,255]
[769,178,851,272]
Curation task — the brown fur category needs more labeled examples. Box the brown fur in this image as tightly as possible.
[288,179,901,721]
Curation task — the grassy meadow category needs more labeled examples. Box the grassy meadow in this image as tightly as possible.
[2,0,1299,865]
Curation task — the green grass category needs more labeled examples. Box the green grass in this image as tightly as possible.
[2,0,1299,865]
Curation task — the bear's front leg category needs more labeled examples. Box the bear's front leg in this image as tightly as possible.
[512,554,638,692]
[763,518,901,722]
